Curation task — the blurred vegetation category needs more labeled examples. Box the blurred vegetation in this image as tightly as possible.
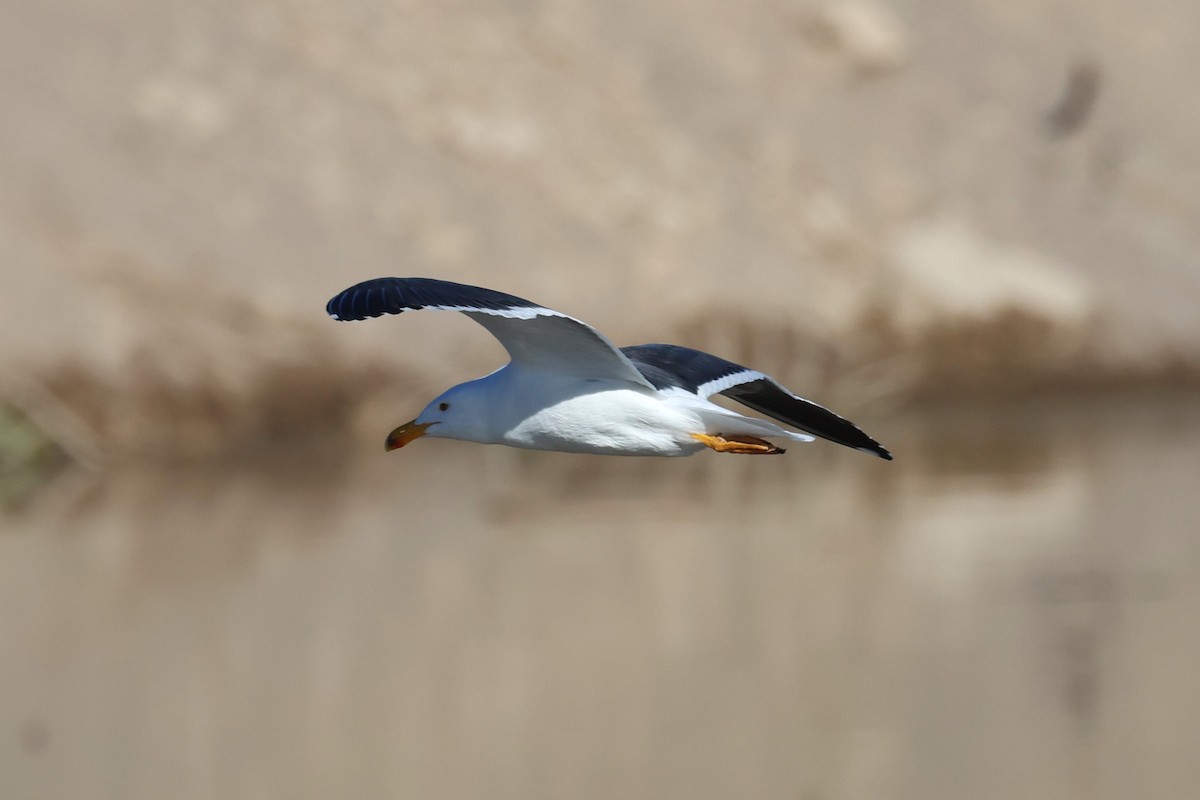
[0,403,67,509]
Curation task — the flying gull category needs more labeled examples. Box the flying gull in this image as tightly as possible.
[326,278,892,460]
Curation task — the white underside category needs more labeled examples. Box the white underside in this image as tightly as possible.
[475,370,814,457]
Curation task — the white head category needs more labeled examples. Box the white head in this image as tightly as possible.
[384,380,494,450]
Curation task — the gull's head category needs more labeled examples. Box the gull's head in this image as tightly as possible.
[385,381,490,451]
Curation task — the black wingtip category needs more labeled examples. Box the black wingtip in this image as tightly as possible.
[848,427,893,460]
[326,277,542,322]
[326,278,404,322]
[861,444,894,461]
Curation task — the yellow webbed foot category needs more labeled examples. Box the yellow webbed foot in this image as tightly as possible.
[691,433,786,455]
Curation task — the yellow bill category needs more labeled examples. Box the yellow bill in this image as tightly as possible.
[385,420,434,451]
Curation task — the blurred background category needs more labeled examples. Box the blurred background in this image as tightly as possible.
[2,0,1199,798]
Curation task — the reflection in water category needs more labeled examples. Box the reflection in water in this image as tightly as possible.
[1,399,1198,800]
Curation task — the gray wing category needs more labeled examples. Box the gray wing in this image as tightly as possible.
[327,278,655,388]
[621,343,893,460]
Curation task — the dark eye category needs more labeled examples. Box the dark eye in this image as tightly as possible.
[438,402,449,411]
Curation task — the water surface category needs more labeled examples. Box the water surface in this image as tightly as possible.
[2,398,1198,800]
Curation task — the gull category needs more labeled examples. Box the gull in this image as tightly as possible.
[326,278,891,460]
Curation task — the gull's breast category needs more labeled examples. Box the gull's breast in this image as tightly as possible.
[499,386,704,456]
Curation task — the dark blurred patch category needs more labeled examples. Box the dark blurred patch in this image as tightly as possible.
[1029,567,1124,736]
[24,353,397,464]
[19,717,51,756]
[904,405,1059,482]
[911,308,1072,399]
[1061,624,1101,732]
[1044,60,1102,139]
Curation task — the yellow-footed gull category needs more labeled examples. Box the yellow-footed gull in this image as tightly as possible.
[326,278,892,460]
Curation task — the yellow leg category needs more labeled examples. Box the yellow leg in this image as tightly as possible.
[691,433,786,455]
